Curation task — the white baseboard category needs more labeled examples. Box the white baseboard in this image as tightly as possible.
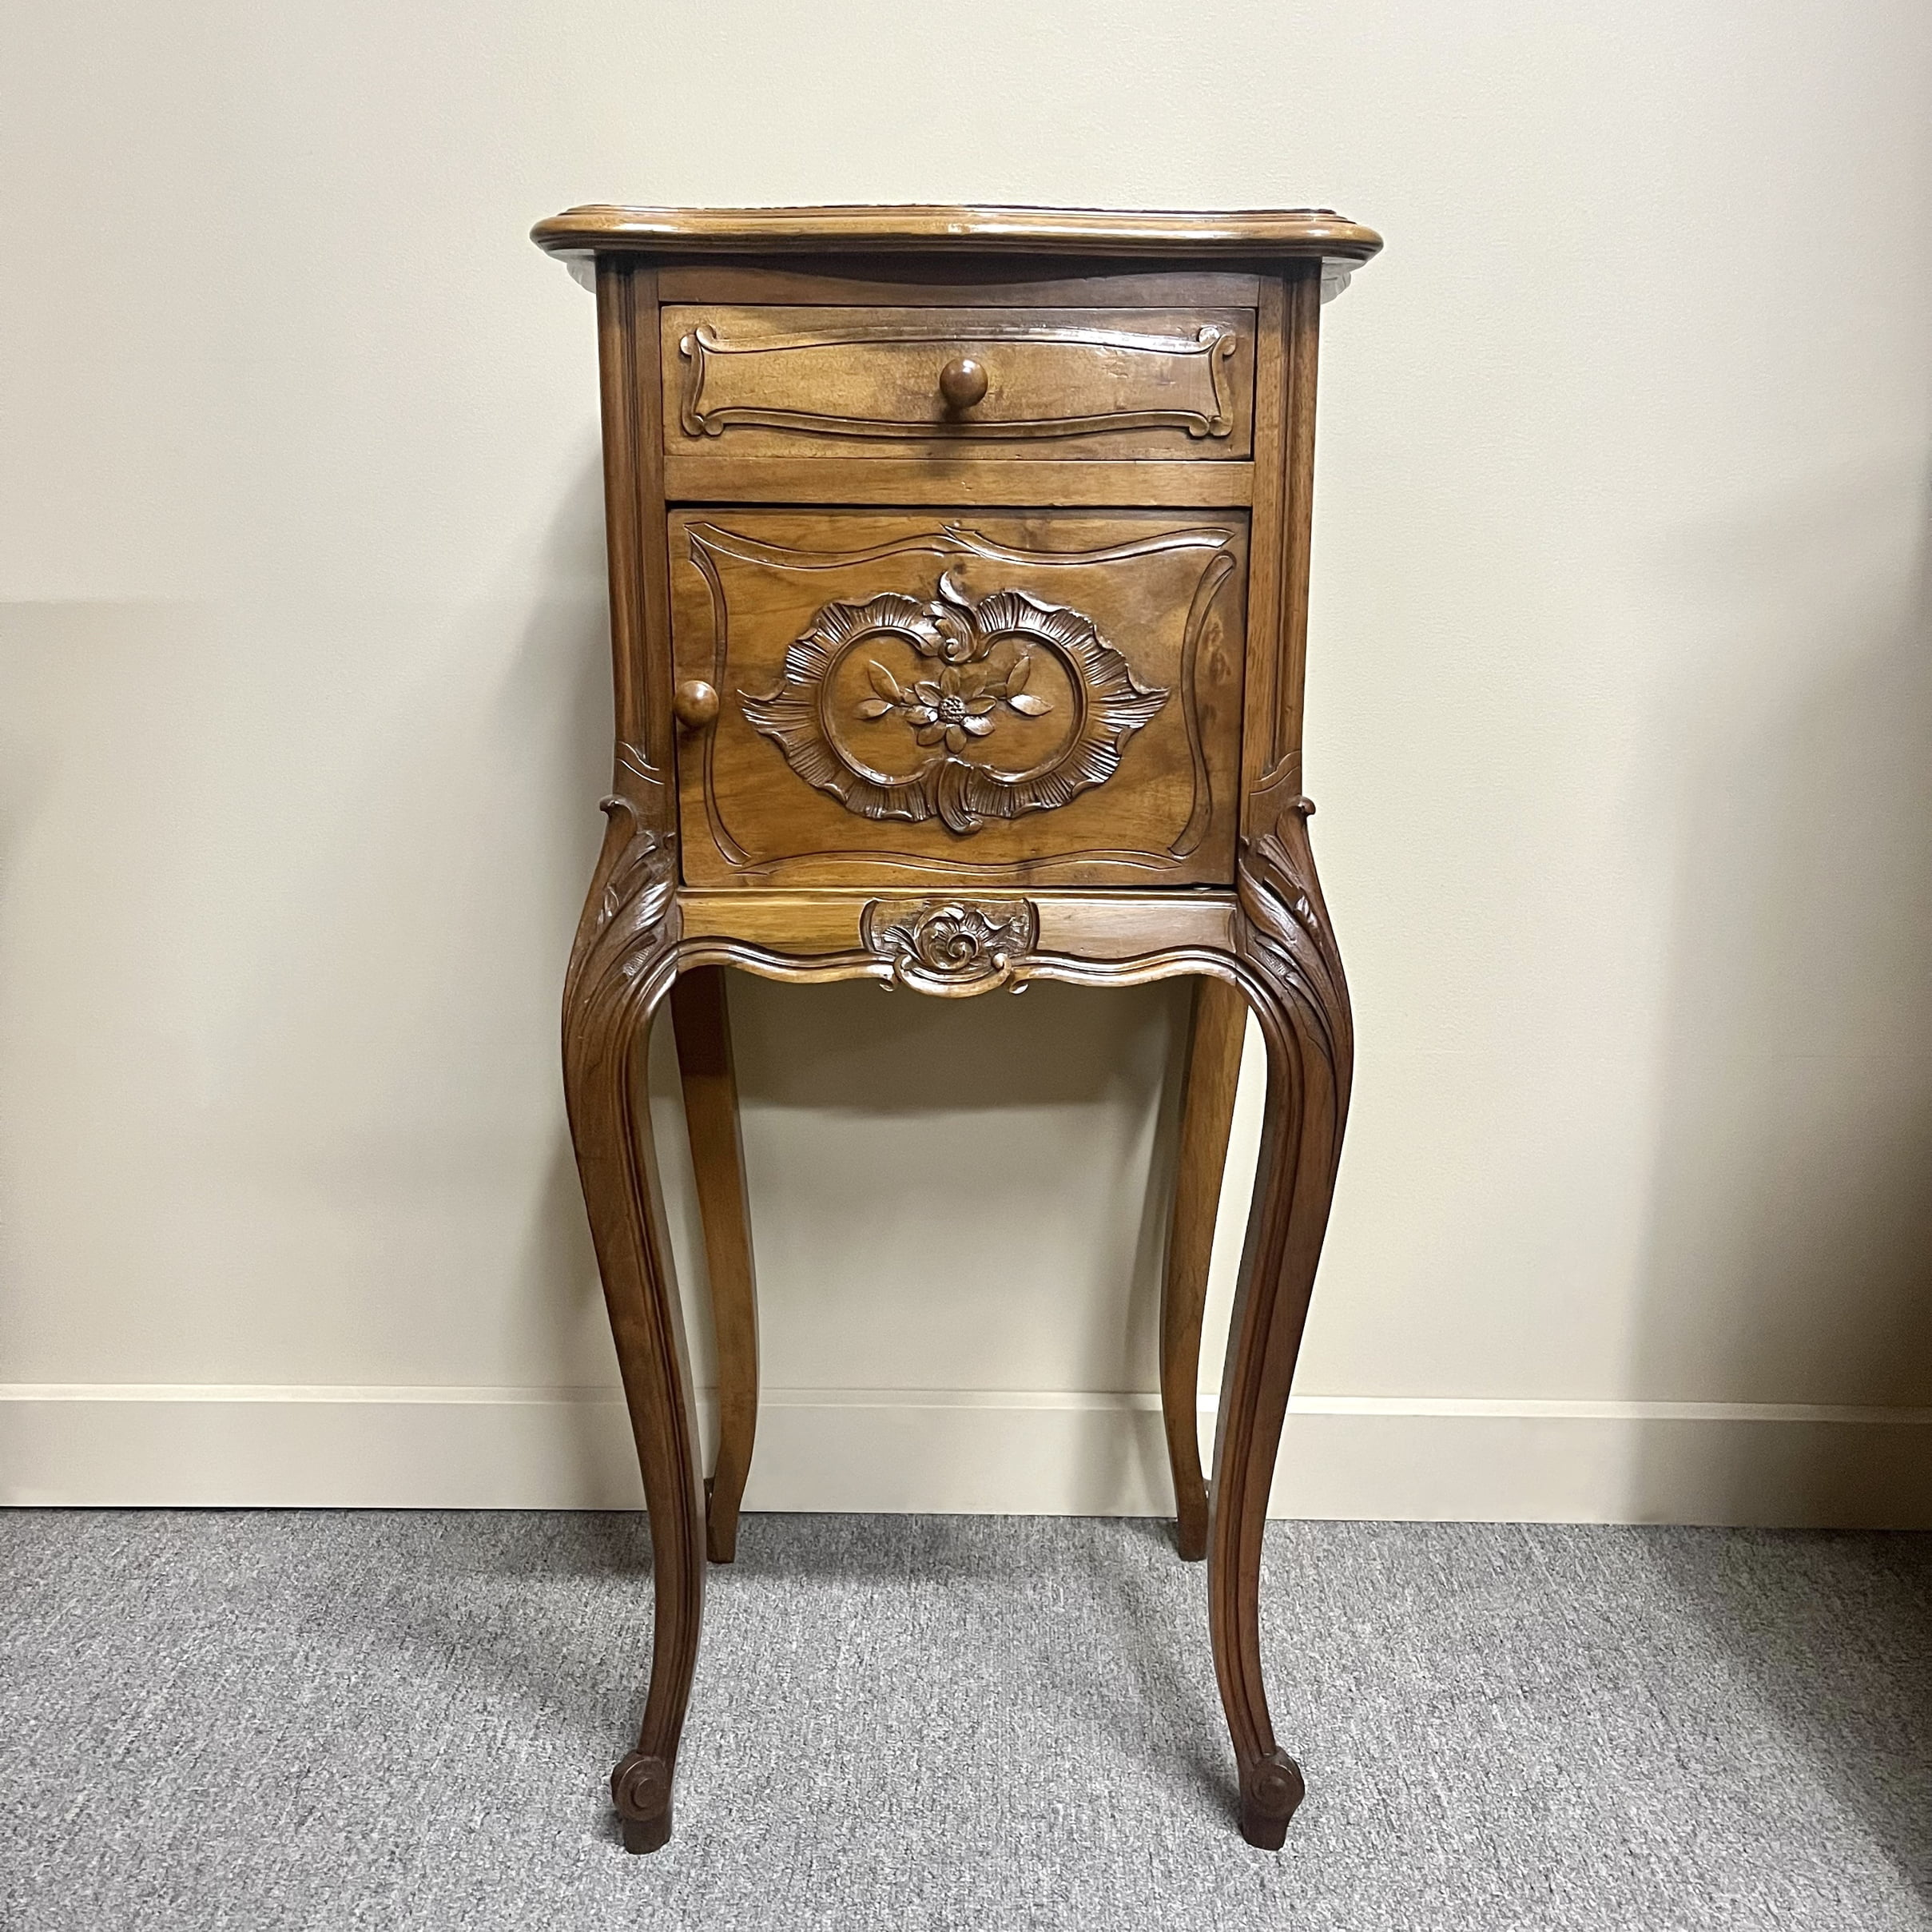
[2,1385,1928,1526]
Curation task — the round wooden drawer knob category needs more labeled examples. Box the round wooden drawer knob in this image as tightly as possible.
[673,679,720,729]
[938,356,988,411]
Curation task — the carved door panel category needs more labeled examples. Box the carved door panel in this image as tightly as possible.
[669,510,1248,889]
[662,308,1255,459]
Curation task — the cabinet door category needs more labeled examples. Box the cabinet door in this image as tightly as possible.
[669,510,1247,889]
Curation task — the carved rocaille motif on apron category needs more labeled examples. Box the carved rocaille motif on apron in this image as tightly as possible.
[741,572,1168,835]
[860,897,1040,996]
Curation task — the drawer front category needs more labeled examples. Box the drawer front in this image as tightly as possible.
[662,308,1254,459]
[670,510,1247,889]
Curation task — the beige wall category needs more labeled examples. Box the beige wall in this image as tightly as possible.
[3,2,1929,1520]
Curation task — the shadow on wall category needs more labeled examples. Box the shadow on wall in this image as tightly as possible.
[1632,479,1932,1517]
[710,969,1194,1509]
[1632,481,1932,1898]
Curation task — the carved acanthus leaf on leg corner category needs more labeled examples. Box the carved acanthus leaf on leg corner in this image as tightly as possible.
[1235,781,1353,1111]
[565,744,681,1024]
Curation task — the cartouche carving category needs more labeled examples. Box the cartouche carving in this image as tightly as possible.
[860,898,1039,996]
[678,320,1240,441]
[742,574,1167,837]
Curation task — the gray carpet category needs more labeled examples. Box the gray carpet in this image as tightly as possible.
[1,1513,1927,1930]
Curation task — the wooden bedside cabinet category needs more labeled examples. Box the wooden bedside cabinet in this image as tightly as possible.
[531,203,1381,1853]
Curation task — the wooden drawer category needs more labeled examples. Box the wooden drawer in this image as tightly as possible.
[669,509,1247,889]
[662,307,1254,459]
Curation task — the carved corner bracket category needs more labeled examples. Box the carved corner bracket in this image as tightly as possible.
[860,897,1039,996]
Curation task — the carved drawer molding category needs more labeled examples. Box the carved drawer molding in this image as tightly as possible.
[662,305,1254,457]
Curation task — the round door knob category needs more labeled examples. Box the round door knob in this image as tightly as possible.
[673,679,719,729]
[938,356,988,411]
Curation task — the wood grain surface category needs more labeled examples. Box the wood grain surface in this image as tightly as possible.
[663,304,1254,459]
[535,203,1384,264]
[549,209,1374,1854]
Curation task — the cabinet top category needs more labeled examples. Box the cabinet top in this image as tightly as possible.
[531,202,1382,267]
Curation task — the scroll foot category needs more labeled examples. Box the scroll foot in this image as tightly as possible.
[1238,1749,1306,1849]
[612,1752,674,1854]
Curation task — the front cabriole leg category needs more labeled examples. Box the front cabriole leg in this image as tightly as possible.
[1210,790,1354,1849]
[562,762,704,1854]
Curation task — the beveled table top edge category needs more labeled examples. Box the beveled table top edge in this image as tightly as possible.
[531,202,1384,264]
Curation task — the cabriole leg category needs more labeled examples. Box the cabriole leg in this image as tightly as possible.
[563,801,703,1854]
[1159,975,1248,1561]
[670,964,761,1564]
[1208,797,1354,1848]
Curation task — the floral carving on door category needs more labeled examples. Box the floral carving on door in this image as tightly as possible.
[740,573,1168,835]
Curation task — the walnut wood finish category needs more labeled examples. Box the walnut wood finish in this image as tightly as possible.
[670,966,759,1565]
[560,757,693,1857]
[675,888,1239,966]
[670,678,719,729]
[534,202,1384,266]
[660,455,1255,508]
[656,264,1267,309]
[669,509,1247,888]
[1160,975,1249,1561]
[938,355,988,411]
[1216,783,1354,1847]
[663,305,1254,458]
[543,205,1377,1854]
